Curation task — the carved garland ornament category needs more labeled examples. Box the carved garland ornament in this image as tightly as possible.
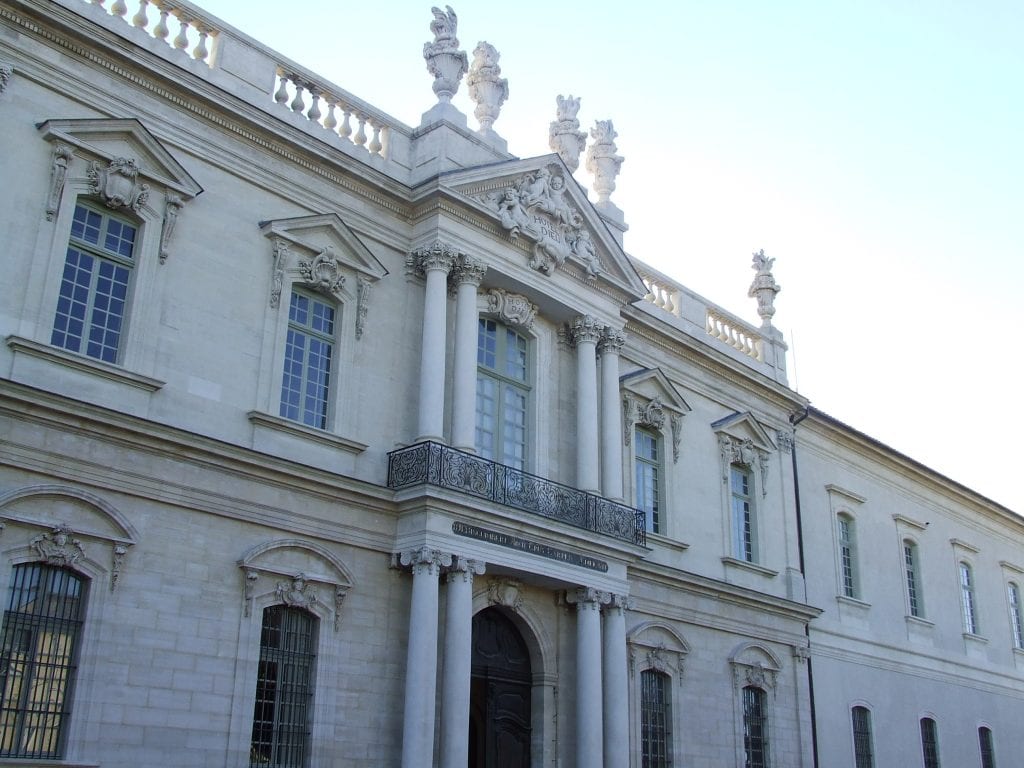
[28,523,130,591]
[89,157,149,211]
[731,660,778,693]
[243,569,347,633]
[623,394,684,463]
[719,434,770,497]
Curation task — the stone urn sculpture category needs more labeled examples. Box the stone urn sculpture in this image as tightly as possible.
[585,120,624,205]
[423,5,468,104]
[549,95,587,172]
[747,249,781,327]
[467,41,508,133]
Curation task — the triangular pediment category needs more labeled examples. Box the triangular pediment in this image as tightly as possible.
[37,118,202,198]
[711,411,777,453]
[620,368,691,415]
[440,155,647,298]
[259,213,387,280]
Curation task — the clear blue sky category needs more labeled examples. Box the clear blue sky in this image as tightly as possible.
[203,0,1023,511]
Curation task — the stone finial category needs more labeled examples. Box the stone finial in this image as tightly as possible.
[549,95,587,172]
[423,6,468,104]
[467,42,508,134]
[747,249,781,327]
[585,120,624,205]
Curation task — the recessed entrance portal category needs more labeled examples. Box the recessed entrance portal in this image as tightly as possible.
[468,607,532,768]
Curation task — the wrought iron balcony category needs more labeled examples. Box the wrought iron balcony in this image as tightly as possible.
[387,441,646,546]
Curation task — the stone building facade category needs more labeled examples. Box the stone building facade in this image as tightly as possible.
[0,1,1019,767]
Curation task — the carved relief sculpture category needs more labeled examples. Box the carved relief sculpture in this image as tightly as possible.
[159,194,183,263]
[298,245,346,298]
[487,576,523,611]
[0,63,12,93]
[748,249,781,327]
[467,42,508,133]
[46,144,73,221]
[89,157,149,211]
[31,524,85,566]
[638,396,666,431]
[720,434,770,497]
[356,275,371,339]
[572,229,603,281]
[585,120,624,205]
[111,543,128,591]
[549,95,587,172]
[269,239,290,308]
[485,288,538,329]
[423,6,468,105]
[276,573,319,610]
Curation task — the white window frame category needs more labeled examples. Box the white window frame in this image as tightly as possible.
[278,288,339,431]
[475,316,533,470]
[903,538,925,619]
[959,560,980,636]
[730,463,758,563]
[837,513,859,599]
[1008,581,1023,650]
[634,426,664,535]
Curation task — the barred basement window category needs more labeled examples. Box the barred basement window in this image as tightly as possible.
[640,669,671,767]
[978,726,996,768]
[920,717,940,768]
[279,290,336,430]
[851,705,874,768]
[51,201,136,363]
[0,563,86,759]
[250,606,317,768]
[742,685,769,768]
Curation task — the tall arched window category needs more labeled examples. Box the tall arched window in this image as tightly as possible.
[851,705,874,768]
[1008,582,1023,649]
[920,717,940,768]
[837,514,859,599]
[0,563,87,759]
[476,318,530,469]
[978,726,995,768]
[742,685,769,768]
[903,540,924,618]
[249,605,318,768]
[960,562,979,635]
[640,669,671,767]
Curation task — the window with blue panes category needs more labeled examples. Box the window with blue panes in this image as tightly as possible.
[475,319,529,469]
[279,290,336,429]
[51,202,136,363]
[731,465,757,563]
[635,428,662,534]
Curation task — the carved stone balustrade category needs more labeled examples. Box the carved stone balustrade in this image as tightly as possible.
[705,309,763,362]
[387,441,646,546]
[89,0,219,64]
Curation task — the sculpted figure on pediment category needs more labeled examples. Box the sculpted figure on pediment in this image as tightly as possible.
[572,228,603,280]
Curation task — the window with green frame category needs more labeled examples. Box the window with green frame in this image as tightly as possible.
[279,290,336,430]
[51,201,136,363]
[475,318,530,469]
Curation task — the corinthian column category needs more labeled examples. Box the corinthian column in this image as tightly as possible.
[413,242,456,442]
[602,594,630,768]
[440,557,485,768]
[572,316,602,492]
[450,255,486,452]
[598,328,625,500]
[399,547,451,768]
[573,587,605,767]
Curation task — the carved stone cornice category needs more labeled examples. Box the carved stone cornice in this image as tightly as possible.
[569,315,602,346]
[485,288,537,329]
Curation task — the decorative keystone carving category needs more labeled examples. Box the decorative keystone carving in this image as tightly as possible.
[570,315,602,346]
[356,275,371,340]
[467,42,508,133]
[0,64,12,94]
[46,144,74,221]
[89,157,149,211]
[411,240,459,276]
[485,288,537,329]
[159,194,183,263]
[549,95,587,172]
[298,245,346,298]
[450,253,487,286]
[585,120,624,205]
[719,434,770,497]
[269,239,290,308]
[638,396,666,431]
[423,5,468,105]
[487,577,525,611]
[275,573,320,610]
[748,249,781,327]
[624,393,684,464]
[31,524,85,566]
[733,660,777,691]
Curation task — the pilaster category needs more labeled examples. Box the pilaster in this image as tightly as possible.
[412,242,458,442]
[450,255,487,451]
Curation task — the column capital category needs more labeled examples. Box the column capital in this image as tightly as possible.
[569,314,603,346]
[566,586,609,608]
[450,254,487,286]
[411,240,460,275]
[445,556,486,583]
[396,547,453,576]
[597,326,626,355]
[602,592,634,613]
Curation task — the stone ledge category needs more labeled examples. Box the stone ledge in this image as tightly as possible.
[721,556,778,578]
[247,410,368,454]
[6,335,164,392]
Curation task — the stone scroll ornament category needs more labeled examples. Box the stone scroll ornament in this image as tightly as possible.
[423,6,468,105]
[89,157,149,211]
[549,95,587,173]
[467,42,508,134]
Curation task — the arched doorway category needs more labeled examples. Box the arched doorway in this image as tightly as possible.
[468,607,532,768]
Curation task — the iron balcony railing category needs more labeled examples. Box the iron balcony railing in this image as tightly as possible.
[387,441,646,546]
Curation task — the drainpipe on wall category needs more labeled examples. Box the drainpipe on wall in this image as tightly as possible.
[789,405,818,768]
